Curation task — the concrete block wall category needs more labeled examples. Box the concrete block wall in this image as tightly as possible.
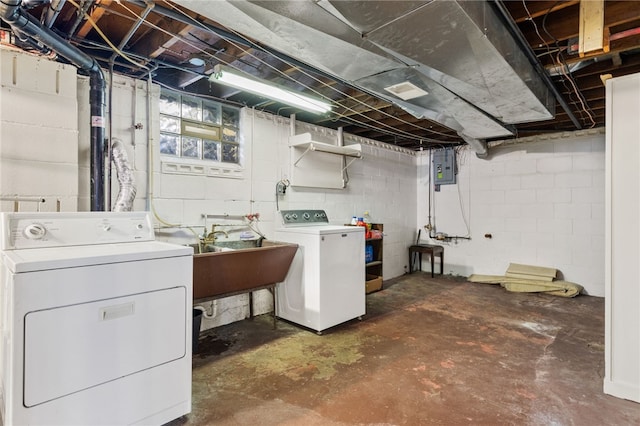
[152,109,418,329]
[0,48,78,212]
[8,49,609,319]
[417,131,606,296]
[82,73,419,329]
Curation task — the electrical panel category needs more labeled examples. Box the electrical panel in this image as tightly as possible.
[433,148,456,185]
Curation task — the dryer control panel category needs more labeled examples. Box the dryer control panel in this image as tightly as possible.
[0,212,154,250]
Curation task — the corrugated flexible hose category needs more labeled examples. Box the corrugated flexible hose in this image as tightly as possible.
[111,138,136,211]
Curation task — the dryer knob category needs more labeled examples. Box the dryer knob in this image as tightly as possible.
[24,223,46,239]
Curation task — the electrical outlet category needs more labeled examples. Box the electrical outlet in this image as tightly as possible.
[276,180,288,195]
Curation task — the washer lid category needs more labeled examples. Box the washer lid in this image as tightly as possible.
[1,241,192,273]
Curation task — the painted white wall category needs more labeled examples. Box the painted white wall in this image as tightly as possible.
[416,131,606,296]
[1,48,615,331]
[0,48,79,212]
[149,109,418,330]
[77,68,418,329]
[604,73,640,403]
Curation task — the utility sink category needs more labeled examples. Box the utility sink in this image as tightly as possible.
[191,239,298,301]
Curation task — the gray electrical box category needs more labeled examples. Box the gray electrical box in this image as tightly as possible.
[433,148,456,185]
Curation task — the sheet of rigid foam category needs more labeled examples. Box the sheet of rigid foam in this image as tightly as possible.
[467,274,582,297]
[506,263,557,280]
[467,274,504,283]
[501,280,582,298]
[504,272,554,282]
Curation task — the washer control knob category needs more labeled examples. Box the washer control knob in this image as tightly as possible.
[136,223,144,230]
[103,224,112,232]
[24,223,46,240]
[302,212,310,220]
[284,214,291,221]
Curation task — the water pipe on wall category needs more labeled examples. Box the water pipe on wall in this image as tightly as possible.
[194,301,217,319]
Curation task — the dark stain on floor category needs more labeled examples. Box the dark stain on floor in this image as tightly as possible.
[167,274,639,426]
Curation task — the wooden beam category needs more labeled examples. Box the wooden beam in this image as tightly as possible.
[508,1,579,24]
[77,0,112,38]
[579,0,607,56]
[520,1,640,46]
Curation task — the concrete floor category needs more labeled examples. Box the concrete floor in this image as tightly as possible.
[169,273,639,425]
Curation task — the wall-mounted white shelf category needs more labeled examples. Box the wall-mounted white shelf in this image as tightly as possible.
[290,132,361,165]
[290,140,362,165]
[288,133,362,189]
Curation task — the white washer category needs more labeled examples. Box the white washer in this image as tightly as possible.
[274,210,365,333]
[0,212,193,426]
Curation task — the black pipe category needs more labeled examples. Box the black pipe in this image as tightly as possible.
[1,1,107,211]
[90,68,106,211]
[492,0,582,130]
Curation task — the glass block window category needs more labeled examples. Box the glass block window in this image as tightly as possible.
[203,140,219,161]
[160,133,179,156]
[222,142,239,163]
[181,136,201,158]
[159,89,240,165]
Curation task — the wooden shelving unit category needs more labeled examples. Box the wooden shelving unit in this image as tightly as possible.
[365,223,383,293]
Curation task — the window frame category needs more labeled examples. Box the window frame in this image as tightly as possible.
[159,89,243,178]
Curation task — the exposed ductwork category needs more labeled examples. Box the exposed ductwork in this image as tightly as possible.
[42,0,65,28]
[111,138,137,212]
[176,0,558,158]
[459,133,488,159]
[0,0,107,211]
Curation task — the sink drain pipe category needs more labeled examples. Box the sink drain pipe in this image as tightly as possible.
[0,0,107,211]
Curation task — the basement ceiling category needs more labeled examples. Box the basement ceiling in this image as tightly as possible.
[4,0,640,150]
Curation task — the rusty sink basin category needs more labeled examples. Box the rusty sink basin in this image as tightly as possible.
[192,240,298,301]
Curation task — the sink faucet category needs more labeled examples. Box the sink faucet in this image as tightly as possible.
[202,225,229,245]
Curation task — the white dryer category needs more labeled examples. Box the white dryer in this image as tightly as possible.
[0,212,192,426]
[274,210,365,333]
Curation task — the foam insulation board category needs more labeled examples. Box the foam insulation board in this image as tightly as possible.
[506,263,557,279]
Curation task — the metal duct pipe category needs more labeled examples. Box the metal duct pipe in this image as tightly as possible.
[492,0,582,130]
[42,0,65,28]
[128,0,354,86]
[0,0,107,211]
[20,0,49,9]
[111,138,136,211]
[109,1,154,65]
[66,0,93,38]
[459,133,488,159]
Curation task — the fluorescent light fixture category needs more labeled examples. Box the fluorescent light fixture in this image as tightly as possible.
[210,64,331,114]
